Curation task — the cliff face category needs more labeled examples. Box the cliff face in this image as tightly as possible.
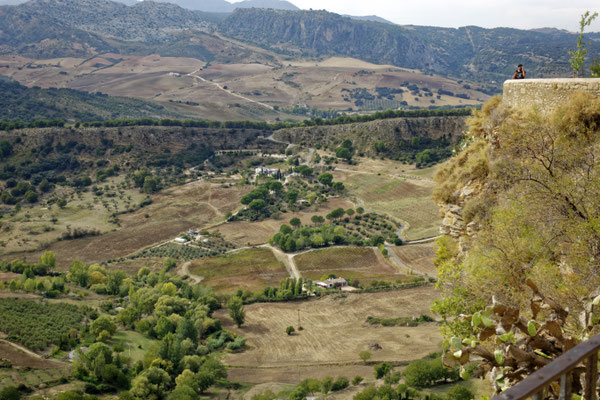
[273,116,467,157]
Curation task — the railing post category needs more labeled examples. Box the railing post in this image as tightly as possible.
[584,352,599,400]
[560,373,572,400]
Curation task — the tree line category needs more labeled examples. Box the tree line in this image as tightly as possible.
[0,108,472,132]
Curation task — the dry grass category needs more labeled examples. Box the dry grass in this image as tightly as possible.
[188,248,288,294]
[294,247,405,284]
[216,286,441,384]
[0,175,146,257]
[4,180,246,268]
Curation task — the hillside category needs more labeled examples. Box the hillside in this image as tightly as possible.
[274,114,467,162]
[0,77,186,122]
[19,0,213,42]
[219,8,600,85]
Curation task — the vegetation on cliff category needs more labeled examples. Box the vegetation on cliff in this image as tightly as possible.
[432,92,600,390]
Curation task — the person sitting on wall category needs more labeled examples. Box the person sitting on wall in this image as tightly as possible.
[513,64,526,79]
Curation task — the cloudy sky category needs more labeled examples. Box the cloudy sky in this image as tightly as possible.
[239,0,600,31]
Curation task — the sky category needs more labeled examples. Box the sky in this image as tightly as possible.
[232,0,600,31]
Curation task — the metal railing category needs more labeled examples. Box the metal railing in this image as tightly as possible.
[494,335,600,400]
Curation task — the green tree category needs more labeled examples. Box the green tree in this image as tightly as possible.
[90,316,117,339]
[131,367,172,399]
[248,199,266,213]
[569,11,599,77]
[374,362,393,379]
[39,251,57,271]
[311,215,325,226]
[318,173,333,186]
[336,147,352,161]
[286,326,295,335]
[228,297,245,327]
[285,190,298,205]
[24,190,38,203]
[289,217,301,228]
[359,350,372,364]
[0,386,21,400]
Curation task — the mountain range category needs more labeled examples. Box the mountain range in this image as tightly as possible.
[0,0,300,12]
[1,0,598,86]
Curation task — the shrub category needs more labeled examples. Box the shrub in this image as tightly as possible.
[374,362,393,379]
[331,376,349,391]
[352,375,363,385]
[403,357,459,387]
[286,326,295,335]
[447,385,474,400]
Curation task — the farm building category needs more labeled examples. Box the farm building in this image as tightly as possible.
[254,167,279,177]
[315,277,348,289]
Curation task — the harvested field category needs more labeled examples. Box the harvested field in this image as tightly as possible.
[393,242,438,276]
[213,197,354,246]
[217,286,441,384]
[187,248,289,293]
[294,247,406,284]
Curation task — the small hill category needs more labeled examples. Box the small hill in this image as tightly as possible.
[0,78,185,122]
[345,14,395,25]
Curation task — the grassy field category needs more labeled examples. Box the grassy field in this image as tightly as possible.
[293,247,406,285]
[187,248,289,293]
[217,286,441,384]
[111,331,157,363]
[334,170,441,240]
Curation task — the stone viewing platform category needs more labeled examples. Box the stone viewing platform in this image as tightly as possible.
[503,78,600,112]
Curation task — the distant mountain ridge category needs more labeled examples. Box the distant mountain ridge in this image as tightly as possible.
[0,0,300,12]
[2,0,599,86]
[218,8,600,83]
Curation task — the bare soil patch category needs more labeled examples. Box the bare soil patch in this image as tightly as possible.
[0,342,66,369]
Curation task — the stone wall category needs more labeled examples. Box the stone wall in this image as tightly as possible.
[503,78,600,112]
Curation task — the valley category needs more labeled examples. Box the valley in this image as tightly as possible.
[1,0,595,399]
